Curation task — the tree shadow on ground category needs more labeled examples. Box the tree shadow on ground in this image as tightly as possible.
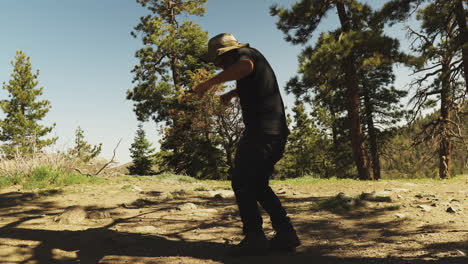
[0,191,466,264]
[1,216,466,264]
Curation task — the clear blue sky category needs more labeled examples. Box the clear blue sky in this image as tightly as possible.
[0,0,415,164]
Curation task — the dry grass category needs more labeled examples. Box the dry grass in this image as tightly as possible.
[0,150,116,189]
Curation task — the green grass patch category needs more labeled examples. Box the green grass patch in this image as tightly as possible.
[22,165,103,189]
[382,205,401,211]
[271,176,358,186]
[0,174,22,188]
[194,186,208,191]
[121,184,133,191]
[121,173,197,183]
[156,173,197,183]
[311,197,344,211]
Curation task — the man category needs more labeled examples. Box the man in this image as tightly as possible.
[194,33,300,256]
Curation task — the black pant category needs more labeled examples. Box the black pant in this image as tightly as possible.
[231,132,294,235]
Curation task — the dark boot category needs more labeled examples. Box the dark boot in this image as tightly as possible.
[227,232,269,256]
[269,229,301,252]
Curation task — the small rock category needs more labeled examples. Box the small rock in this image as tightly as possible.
[132,185,143,192]
[415,194,423,199]
[417,205,432,212]
[277,188,287,195]
[223,237,234,244]
[446,207,457,213]
[213,194,224,200]
[384,188,409,193]
[131,199,151,207]
[450,198,460,203]
[397,194,403,199]
[177,203,198,211]
[87,210,111,219]
[336,192,350,201]
[395,213,406,218]
[431,203,437,207]
[360,192,376,201]
[208,190,235,198]
[343,199,356,210]
[55,206,87,225]
[455,249,466,257]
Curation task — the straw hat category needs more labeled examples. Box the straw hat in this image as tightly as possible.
[203,33,249,62]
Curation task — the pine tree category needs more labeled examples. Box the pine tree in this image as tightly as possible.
[379,0,467,93]
[0,50,57,158]
[271,0,373,180]
[405,2,467,179]
[129,123,155,175]
[68,126,102,163]
[277,101,332,178]
[128,0,228,178]
[128,0,211,123]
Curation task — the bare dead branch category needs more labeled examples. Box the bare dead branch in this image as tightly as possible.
[94,138,122,176]
[74,168,91,177]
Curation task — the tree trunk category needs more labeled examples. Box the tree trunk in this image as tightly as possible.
[363,85,381,180]
[336,2,371,180]
[167,0,182,89]
[439,57,452,179]
[453,0,468,92]
[170,57,181,88]
[329,102,339,149]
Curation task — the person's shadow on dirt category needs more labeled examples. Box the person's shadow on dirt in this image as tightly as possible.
[1,217,467,264]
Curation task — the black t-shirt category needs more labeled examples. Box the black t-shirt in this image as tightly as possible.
[234,47,289,136]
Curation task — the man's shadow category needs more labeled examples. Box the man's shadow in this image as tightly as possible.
[0,216,228,263]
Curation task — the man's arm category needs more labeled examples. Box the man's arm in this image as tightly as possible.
[194,59,254,95]
[208,59,254,85]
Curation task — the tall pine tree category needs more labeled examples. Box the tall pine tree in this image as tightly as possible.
[271,0,373,179]
[0,51,56,158]
[128,0,228,178]
[128,0,211,123]
[405,2,467,179]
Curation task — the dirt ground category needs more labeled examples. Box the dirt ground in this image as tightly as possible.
[0,176,467,264]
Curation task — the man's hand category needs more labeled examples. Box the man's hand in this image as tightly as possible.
[220,90,237,106]
[220,92,232,106]
[193,81,212,96]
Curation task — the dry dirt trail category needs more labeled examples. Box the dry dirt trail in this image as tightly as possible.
[0,176,467,264]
